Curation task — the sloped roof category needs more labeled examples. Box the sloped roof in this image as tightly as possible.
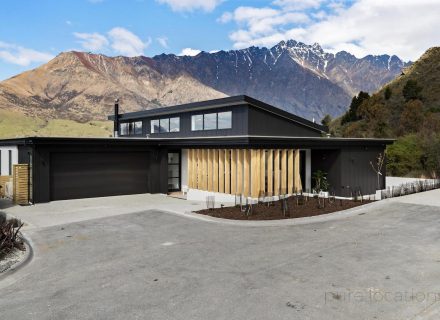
[108,95,327,133]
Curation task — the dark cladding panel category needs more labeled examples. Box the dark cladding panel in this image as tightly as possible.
[340,147,385,196]
[248,107,322,137]
[311,149,341,195]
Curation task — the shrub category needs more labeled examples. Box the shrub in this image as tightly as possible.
[0,214,25,259]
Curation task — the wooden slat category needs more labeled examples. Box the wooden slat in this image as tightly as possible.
[188,149,194,188]
[251,150,260,198]
[287,149,294,194]
[13,164,29,205]
[294,149,302,192]
[280,149,287,195]
[243,150,250,197]
[230,149,236,194]
[213,149,219,192]
[237,149,244,195]
[197,149,202,189]
[274,149,280,196]
[218,149,225,193]
[202,149,208,190]
[207,149,213,191]
[260,150,266,195]
[225,150,231,194]
[267,149,273,196]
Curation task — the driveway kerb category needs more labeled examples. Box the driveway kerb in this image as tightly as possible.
[162,199,387,227]
[0,231,34,288]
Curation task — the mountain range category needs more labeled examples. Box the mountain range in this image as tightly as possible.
[0,40,408,128]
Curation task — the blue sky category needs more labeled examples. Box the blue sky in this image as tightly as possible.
[0,0,439,80]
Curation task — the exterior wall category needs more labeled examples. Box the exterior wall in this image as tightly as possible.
[311,149,342,195]
[0,146,18,176]
[120,104,249,138]
[311,146,385,197]
[340,147,385,196]
[247,107,322,137]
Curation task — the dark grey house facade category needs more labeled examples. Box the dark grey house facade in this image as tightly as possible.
[0,96,393,203]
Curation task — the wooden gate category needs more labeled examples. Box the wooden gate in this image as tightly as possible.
[13,164,29,205]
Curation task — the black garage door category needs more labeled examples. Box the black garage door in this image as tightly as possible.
[50,152,150,201]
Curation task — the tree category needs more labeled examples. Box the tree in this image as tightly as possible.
[402,79,423,101]
[341,91,370,125]
[399,99,424,134]
[384,87,392,100]
[321,114,332,127]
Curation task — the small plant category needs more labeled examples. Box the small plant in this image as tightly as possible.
[312,170,330,192]
[0,214,25,259]
[370,153,385,190]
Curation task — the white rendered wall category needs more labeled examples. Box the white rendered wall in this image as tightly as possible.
[187,188,236,205]
[0,146,18,176]
[181,149,188,191]
[305,149,311,192]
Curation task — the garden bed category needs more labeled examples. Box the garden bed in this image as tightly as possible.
[196,196,372,220]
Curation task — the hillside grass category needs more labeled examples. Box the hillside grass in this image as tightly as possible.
[0,109,112,139]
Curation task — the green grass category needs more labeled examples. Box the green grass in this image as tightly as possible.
[0,110,112,139]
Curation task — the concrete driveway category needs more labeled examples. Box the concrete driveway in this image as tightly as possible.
[1,192,440,319]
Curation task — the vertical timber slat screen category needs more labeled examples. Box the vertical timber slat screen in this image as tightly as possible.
[13,164,29,205]
[187,149,301,196]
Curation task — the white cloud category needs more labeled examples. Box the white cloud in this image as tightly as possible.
[178,48,201,56]
[73,32,109,51]
[156,0,223,12]
[157,36,169,48]
[0,42,54,66]
[65,20,72,26]
[272,0,323,10]
[107,27,151,56]
[222,0,440,60]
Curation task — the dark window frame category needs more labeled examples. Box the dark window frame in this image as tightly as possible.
[151,117,180,134]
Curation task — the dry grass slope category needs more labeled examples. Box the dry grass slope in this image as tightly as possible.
[0,110,112,139]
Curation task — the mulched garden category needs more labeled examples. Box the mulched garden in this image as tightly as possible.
[196,195,372,220]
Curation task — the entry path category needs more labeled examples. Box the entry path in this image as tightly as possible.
[1,191,440,319]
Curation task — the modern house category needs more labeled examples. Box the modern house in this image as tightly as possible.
[0,95,393,204]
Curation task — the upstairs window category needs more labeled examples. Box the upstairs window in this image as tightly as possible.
[151,120,159,133]
[120,121,142,136]
[159,118,170,133]
[134,121,143,135]
[120,123,129,136]
[151,117,180,134]
[191,111,232,131]
[204,113,217,130]
[191,114,203,131]
[218,111,232,129]
[170,117,180,132]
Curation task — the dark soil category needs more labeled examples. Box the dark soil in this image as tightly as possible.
[196,196,372,220]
